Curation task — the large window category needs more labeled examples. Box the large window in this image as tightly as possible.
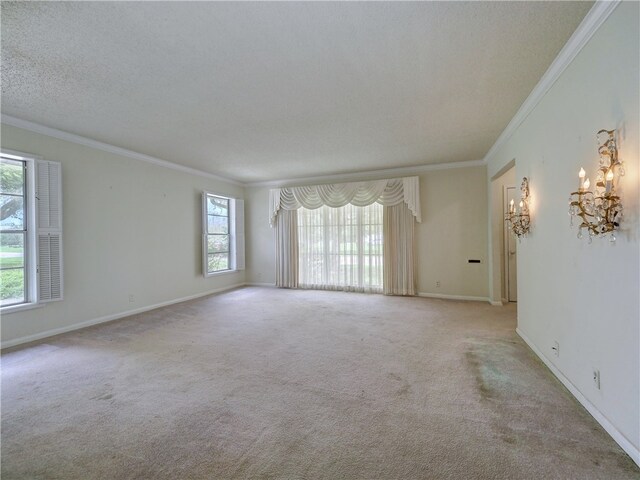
[203,193,244,276]
[0,158,27,306]
[298,203,383,292]
[0,152,63,311]
[205,195,231,273]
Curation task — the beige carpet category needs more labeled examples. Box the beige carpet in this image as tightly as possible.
[1,287,638,479]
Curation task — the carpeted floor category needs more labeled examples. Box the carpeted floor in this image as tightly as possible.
[1,287,638,479]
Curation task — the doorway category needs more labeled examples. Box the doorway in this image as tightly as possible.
[490,162,516,305]
[504,186,517,302]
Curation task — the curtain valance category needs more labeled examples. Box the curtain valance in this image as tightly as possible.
[269,176,421,226]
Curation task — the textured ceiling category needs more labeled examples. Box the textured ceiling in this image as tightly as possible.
[1,1,593,183]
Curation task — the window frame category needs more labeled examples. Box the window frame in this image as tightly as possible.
[202,192,236,277]
[1,150,39,313]
[203,192,233,277]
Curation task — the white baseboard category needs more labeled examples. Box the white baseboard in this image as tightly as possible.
[244,282,276,287]
[490,300,505,306]
[1,283,245,350]
[417,292,490,303]
[516,328,640,467]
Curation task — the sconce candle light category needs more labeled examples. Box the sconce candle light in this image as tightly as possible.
[505,177,531,239]
[569,129,624,242]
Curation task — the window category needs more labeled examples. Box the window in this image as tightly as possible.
[0,158,27,306]
[202,193,244,276]
[205,195,230,272]
[298,203,383,292]
[0,152,63,311]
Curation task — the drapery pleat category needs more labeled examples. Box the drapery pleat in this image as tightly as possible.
[275,209,299,288]
[269,177,421,226]
[383,203,417,296]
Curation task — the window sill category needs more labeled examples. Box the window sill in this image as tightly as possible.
[204,269,241,278]
[0,302,46,315]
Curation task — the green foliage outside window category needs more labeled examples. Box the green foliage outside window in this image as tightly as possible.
[206,195,230,273]
[1,158,26,305]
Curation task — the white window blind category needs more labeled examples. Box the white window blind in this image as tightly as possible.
[36,160,63,302]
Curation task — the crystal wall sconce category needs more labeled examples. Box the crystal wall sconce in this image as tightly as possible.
[505,177,531,239]
[569,129,624,243]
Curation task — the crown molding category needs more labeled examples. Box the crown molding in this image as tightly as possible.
[244,159,486,188]
[2,114,485,189]
[2,115,485,189]
[482,0,621,165]
[1,115,243,186]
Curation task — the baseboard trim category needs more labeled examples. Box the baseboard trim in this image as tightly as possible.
[516,327,640,467]
[244,282,276,287]
[0,283,245,350]
[490,300,504,306]
[417,292,490,303]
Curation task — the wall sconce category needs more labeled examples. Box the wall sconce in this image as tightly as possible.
[505,177,531,239]
[568,129,624,243]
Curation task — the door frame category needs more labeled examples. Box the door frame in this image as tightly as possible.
[503,185,517,302]
[489,160,516,305]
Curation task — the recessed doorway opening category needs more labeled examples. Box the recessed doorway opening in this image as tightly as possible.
[490,161,516,305]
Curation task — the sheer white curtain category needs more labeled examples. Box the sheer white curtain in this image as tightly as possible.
[298,203,383,293]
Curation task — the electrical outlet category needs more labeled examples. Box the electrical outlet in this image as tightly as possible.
[593,369,601,390]
[552,341,559,357]
[436,281,441,288]
[129,294,135,303]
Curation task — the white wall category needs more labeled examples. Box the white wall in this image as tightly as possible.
[486,2,639,459]
[244,166,489,299]
[244,186,276,285]
[1,124,245,346]
[417,167,488,299]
